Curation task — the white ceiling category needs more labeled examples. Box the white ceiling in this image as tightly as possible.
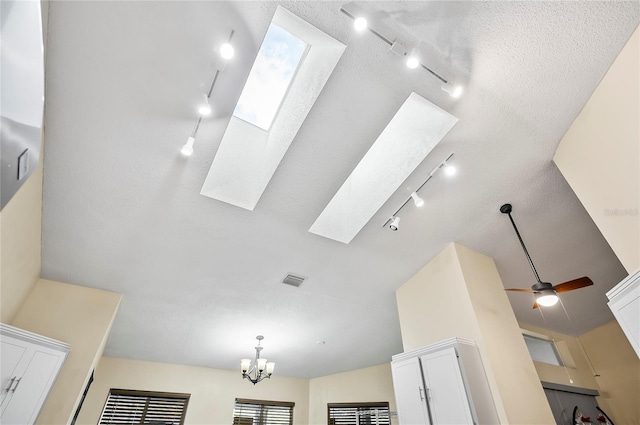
[41,1,638,379]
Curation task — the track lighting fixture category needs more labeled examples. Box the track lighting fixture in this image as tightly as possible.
[198,94,212,116]
[410,192,424,207]
[405,50,420,69]
[382,153,455,231]
[443,162,456,176]
[340,7,463,97]
[181,137,195,157]
[353,16,368,32]
[220,42,234,60]
[441,83,464,99]
[181,29,234,157]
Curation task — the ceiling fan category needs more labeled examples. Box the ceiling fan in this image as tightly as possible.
[500,203,594,308]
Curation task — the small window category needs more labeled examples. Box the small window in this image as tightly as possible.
[523,334,564,366]
[328,402,390,425]
[233,398,294,425]
[233,23,308,130]
[98,389,189,425]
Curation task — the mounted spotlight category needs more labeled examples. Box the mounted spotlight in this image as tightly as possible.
[443,160,456,176]
[181,136,195,157]
[389,216,400,231]
[410,192,424,207]
[198,94,212,116]
[220,42,234,59]
[405,50,420,69]
[353,16,368,32]
[441,83,464,99]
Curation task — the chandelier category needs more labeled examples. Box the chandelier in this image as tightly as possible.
[240,335,275,385]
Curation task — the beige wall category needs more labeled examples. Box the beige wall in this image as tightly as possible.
[0,164,43,323]
[11,279,121,425]
[396,243,555,425]
[76,357,310,425]
[581,320,640,425]
[554,27,639,273]
[519,323,601,391]
[308,363,397,425]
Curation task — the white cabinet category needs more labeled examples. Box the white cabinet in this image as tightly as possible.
[0,324,69,425]
[607,268,640,359]
[391,338,498,425]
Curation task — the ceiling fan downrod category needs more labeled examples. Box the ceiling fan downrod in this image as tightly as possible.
[500,203,544,285]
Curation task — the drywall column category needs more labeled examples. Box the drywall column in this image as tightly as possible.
[11,279,122,425]
[396,243,555,424]
[553,27,639,273]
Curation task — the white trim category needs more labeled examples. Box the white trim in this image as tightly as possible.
[606,268,640,300]
[391,337,476,362]
[0,323,70,353]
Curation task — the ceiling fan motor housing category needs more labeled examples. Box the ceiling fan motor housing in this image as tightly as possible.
[532,282,554,292]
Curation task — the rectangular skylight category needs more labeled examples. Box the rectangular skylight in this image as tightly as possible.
[309,93,458,244]
[201,7,346,211]
[233,24,308,130]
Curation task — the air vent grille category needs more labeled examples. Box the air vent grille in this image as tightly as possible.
[281,274,305,288]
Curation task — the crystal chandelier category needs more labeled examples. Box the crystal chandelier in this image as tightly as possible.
[240,335,275,385]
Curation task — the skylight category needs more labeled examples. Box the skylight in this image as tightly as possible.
[233,24,307,130]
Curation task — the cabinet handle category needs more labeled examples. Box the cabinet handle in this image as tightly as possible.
[4,377,15,393]
[10,377,21,393]
[418,387,425,401]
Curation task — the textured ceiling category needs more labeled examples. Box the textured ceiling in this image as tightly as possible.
[41,1,638,378]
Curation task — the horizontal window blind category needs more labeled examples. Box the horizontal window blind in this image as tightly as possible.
[233,398,294,425]
[99,389,190,425]
[328,402,390,425]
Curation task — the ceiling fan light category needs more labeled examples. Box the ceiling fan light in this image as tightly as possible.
[536,290,559,307]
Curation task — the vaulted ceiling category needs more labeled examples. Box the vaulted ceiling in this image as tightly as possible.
[41,1,638,378]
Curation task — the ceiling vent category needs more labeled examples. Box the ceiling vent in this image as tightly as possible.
[281,274,305,288]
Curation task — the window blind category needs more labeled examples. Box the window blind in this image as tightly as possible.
[98,389,190,425]
[328,402,390,425]
[233,398,294,425]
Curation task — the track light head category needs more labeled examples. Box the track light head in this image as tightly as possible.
[443,162,456,176]
[410,192,424,207]
[198,94,212,116]
[220,42,234,60]
[389,216,400,231]
[441,83,464,98]
[405,53,419,69]
[181,136,195,157]
[353,16,368,32]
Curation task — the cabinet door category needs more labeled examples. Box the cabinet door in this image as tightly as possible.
[1,346,66,425]
[420,348,474,425]
[0,340,28,413]
[391,357,431,425]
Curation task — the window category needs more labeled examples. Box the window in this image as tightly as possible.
[98,389,190,425]
[233,398,294,425]
[523,334,564,366]
[328,402,390,425]
[233,23,308,130]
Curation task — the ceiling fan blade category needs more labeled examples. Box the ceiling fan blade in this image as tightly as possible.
[554,276,594,293]
[504,288,536,293]
[533,302,539,309]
